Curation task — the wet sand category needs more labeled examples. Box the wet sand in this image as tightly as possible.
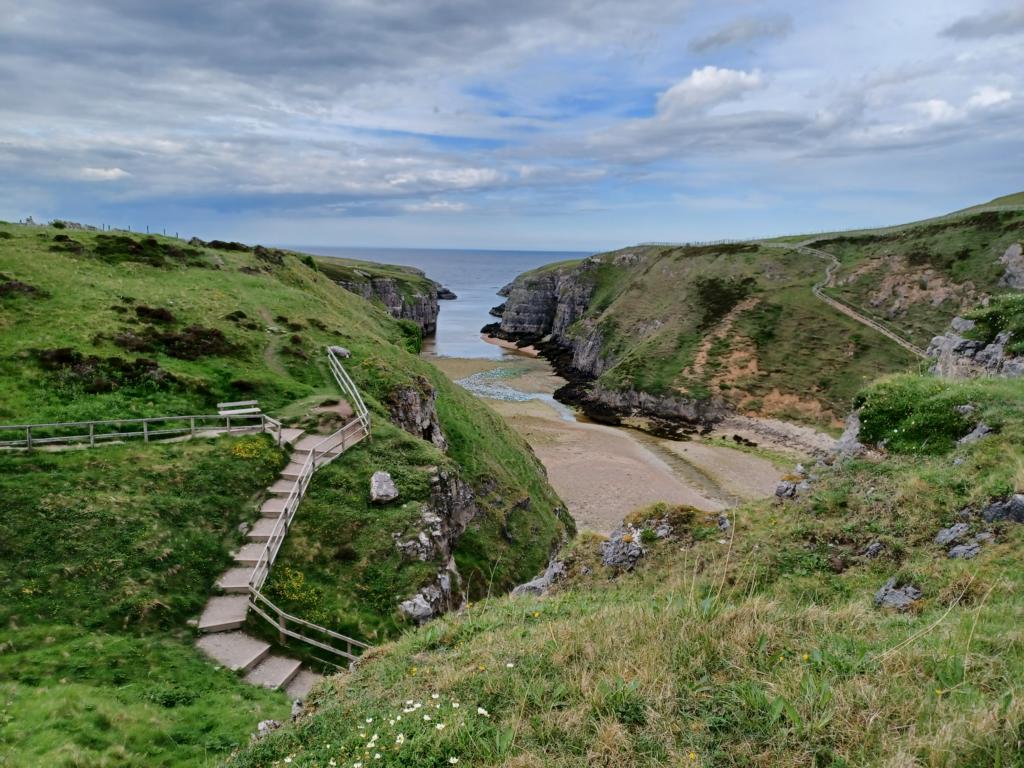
[430,356,792,535]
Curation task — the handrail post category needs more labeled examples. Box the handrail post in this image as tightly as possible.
[25,426,32,451]
[143,419,149,442]
[226,415,231,433]
[278,613,287,645]
[89,423,95,447]
[190,416,196,437]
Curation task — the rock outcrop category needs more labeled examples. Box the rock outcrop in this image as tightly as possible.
[874,578,922,611]
[511,559,566,597]
[386,376,448,451]
[927,317,1024,378]
[999,242,1024,289]
[335,273,441,335]
[394,469,478,623]
[370,471,399,503]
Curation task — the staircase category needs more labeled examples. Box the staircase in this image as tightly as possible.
[194,348,372,699]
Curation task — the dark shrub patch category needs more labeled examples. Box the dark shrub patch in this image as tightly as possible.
[224,310,247,322]
[965,294,1024,355]
[135,305,176,324]
[0,231,13,240]
[0,274,47,298]
[855,375,976,454]
[92,235,206,267]
[694,275,756,330]
[111,325,235,360]
[50,234,85,254]
[34,348,181,393]
[205,240,251,252]
[254,245,285,265]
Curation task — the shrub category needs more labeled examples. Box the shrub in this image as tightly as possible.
[964,294,1024,355]
[855,375,975,454]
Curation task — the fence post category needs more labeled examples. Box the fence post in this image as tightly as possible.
[190,416,196,436]
[143,420,149,442]
[226,416,231,433]
[25,426,32,450]
[278,613,287,645]
[89,423,95,447]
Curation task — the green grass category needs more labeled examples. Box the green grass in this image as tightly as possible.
[228,373,1024,767]
[818,210,1024,347]
[0,222,568,759]
[0,435,290,766]
[314,255,438,305]
[964,294,1024,355]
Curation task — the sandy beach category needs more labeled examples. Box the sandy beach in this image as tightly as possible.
[430,356,790,534]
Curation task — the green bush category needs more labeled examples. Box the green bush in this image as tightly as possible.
[965,294,1024,355]
[855,375,975,454]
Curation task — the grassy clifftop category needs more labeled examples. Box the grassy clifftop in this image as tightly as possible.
[231,371,1024,767]
[0,222,567,764]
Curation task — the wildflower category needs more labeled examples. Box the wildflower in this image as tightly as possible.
[374,754,381,760]
[284,759,292,765]
[436,723,446,730]
[452,702,460,708]
[432,693,440,700]
[449,759,460,765]
[423,714,432,721]
[478,665,486,671]
[532,611,539,617]
[354,763,363,768]
[688,751,698,761]
[506,662,514,668]
[388,719,395,726]
[936,688,944,696]
[366,718,373,724]
[477,707,489,717]
[395,734,405,745]
[405,699,414,706]
[802,653,810,662]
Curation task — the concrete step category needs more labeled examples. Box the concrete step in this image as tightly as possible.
[244,654,302,690]
[233,542,268,567]
[268,478,298,496]
[280,461,308,481]
[260,498,286,517]
[293,434,329,452]
[279,428,304,446]
[197,595,249,633]
[196,631,270,673]
[216,567,253,593]
[285,669,323,700]
[246,517,281,543]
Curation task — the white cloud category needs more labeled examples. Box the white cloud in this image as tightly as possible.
[967,85,1012,109]
[77,167,131,181]
[657,67,764,115]
[402,200,467,213]
[911,99,961,123]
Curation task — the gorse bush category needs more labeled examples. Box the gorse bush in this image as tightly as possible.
[965,293,1024,355]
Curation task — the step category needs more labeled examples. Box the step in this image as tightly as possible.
[285,669,323,700]
[293,434,329,452]
[246,517,281,543]
[279,428,304,446]
[280,461,308,481]
[268,478,299,496]
[244,654,303,690]
[197,595,250,633]
[216,567,253,593]
[196,631,270,673]
[233,542,268,567]
[260,498,286,518]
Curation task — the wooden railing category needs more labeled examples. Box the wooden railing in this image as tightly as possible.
[246,348,372,664]
[0,411,284,449]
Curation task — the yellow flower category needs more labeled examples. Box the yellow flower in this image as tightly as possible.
[935,688,944,696]
[688,751,698,761]
[802,653,810,662]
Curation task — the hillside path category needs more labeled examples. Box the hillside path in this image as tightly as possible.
[763,241,927,358]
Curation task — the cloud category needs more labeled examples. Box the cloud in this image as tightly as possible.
[78,167,131,181]
[941,6,1024,39]
[967,85,1012,109]
[402,200,467,213]
[689,14,792,53]
[657,67,765,115]
[911,99,961,123]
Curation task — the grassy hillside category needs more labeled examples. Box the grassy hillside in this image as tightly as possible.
[560,243,918,428]
[0,434,290,766]
[0,223,567,762]
[314,255,438,302]
[816,209,1024,347]
[230,371,1024,767]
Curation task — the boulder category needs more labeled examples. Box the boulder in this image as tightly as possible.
[601,527,645,570]
[250,719,282,742]
[958,422,992,445]
[948,543,981,559]
[934,523,969,546]
[861,541,884,559]
[834,410,865,456]
[874,578,922,611]
[980,494,1024,523]
[329,345,352,358]
[370,471,399,503]
[511,559,566,597]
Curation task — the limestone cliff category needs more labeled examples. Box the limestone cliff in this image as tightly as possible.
[927,316,1024,378]
[337,274,441,335]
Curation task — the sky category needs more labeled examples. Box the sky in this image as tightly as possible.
[1,0,1022,250]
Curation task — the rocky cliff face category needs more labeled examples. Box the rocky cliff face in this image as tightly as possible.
[394,469,478,623]
[386,376,448,451]
[927,316,1024,378]
[337,275,440,335]
[488,256,727,430]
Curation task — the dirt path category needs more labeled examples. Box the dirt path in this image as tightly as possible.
[257,308,289,376]
[762,242,927,358]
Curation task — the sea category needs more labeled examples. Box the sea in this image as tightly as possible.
[295,246,591,358]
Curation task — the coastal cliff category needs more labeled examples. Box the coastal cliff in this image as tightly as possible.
[315,257,456,335]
